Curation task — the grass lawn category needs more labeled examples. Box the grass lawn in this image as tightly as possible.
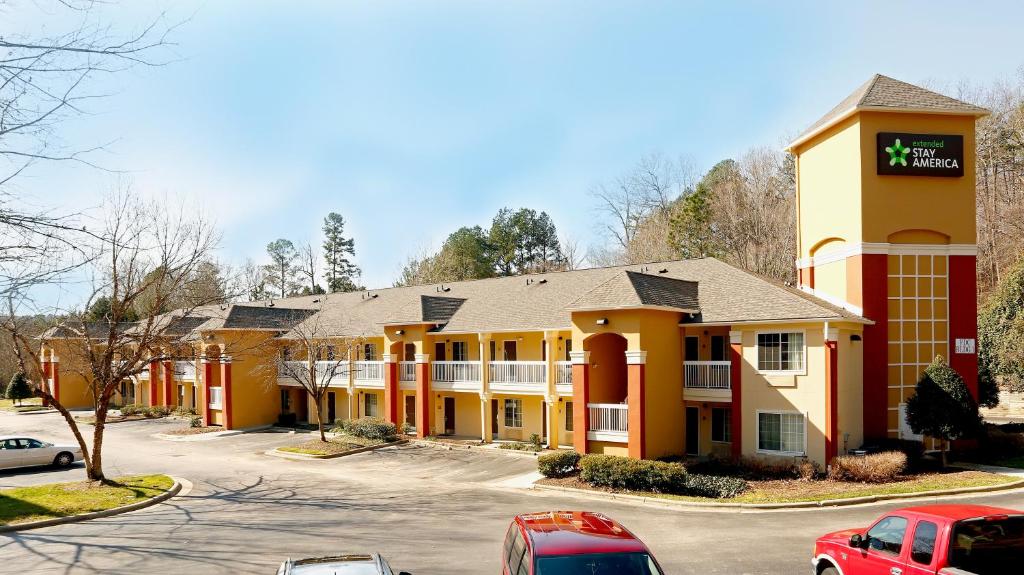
[0,398,47,413]
[278,434,387,456]
[541,470,1018,504]
[0,474,174,525]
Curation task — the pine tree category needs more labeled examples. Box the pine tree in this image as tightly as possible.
[322,213,361,293]
[905,356,982,466]
[5,372,32,407]
[264,239,299,298]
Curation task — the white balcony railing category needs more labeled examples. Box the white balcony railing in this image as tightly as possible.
[175,361,197,381]
[399,361,416,382]
[683,361,731,389]
[316,360,350,382]
[432,361,481,383]
[353,360,384,381]
[489,361,546,385]
[555,360,573,385]
[588,403,628,433]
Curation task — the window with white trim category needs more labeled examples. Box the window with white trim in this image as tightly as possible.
[364,393,378,418]
[209,386,223,409]
[452,341,468,361]
[504,398,523,428]
[711,407,731,443]
[757,411,805,454]
[756,332,805,372]
[364,343,377,361]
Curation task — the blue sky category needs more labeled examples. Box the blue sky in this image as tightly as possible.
[12,1,1024,302]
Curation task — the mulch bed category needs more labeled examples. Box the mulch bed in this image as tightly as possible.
[282,438,376,455]
[163,426,223,436]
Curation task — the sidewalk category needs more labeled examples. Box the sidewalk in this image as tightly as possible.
[953,462,1024,478]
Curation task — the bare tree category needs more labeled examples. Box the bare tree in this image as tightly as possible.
[1,1,178,297]
[257,302,363,442]
[4,190,219,483]
[560,234,587,270]
[298,242,322,295]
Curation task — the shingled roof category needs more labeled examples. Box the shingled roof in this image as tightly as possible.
[788,74,989,150]
[567,271,699,312]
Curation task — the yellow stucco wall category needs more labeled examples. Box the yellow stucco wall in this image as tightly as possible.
[838,327,865,455]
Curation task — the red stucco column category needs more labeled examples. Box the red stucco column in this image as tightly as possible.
[571,350,590,455]
[148,359,159,407]
[415,353,431,438]
[949,255,978,399]
[729,331,743,460]
[40,356,52,407]
[859,253,889,440]
[383,354,400,425]
[163,361,175,407]
[220,355,233,430]
[825,327,839,465]
[202,357,214,426]
[626,351,646,459]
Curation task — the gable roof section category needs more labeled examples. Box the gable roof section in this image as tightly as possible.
[216,304,316,331]
[787,74,989,150]
[380,295,466,325]
[567,271,699,312]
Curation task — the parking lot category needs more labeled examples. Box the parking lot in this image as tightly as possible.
[2,411,1022,574]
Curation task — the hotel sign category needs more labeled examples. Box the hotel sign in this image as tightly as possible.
[877,132,964,177]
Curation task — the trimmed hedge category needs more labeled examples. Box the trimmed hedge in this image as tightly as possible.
[538,451,581,478]
[684,473,749,498]
[579,454,687,493]
[828,451,907,483]
[342,417,398,441]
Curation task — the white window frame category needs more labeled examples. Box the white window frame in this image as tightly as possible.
[364,393,378,418]
[755,330,807,375]
[755,409,807,456]
[504,398,523,428]
[364,343,378,361]
[209,386,223,409]
[711,407,731,444]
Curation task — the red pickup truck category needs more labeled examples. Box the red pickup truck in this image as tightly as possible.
[812,505,1024,575]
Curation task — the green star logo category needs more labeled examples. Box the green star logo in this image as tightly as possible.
[885,138,910,167]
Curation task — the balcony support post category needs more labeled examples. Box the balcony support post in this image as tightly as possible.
[479,391,493,443]
[479,333,492,442]
[220,355,233,430]
[415,353,431,439]
[825,325,839,465]
[148,359,160,407]
[383,354,400,426]
[626,350,646,459]
[570,350,590,454]
[729,330,743,460]
[201,356,214,426]
[163,360,175,407]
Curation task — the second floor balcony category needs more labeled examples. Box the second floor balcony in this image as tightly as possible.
[683,360,731,401]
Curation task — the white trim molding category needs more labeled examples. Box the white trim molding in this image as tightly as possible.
[729,330,742,345]
[799,285,865,317]
[796,242,977,269]
[382,354,397,364]
[624,350,647,365]
[569,350,590,365]
[414,353,430,364]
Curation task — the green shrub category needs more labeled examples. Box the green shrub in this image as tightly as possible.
[401,422,413,435]
[691,454,801,480]
[538,451,581,478]
[828,451,907,483]
[499,441,541,452]
[684,473,749,498]
[149,405,172,417]
[529,433,543,449]
[189,416,203,428]
[579,454,687,493]
[342,417,398,441]
[173,406,197,417]
[120,403,141,416]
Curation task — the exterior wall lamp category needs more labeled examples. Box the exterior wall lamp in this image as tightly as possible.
[395,329,404,335]
[596,318,608,326]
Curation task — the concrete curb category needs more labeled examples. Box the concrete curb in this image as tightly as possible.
[10,408,56,416]
[153,424,272,442]
[0,475,186,534]
[408,439,546,459]
[268,439,408,460]
[532,478,1024,512]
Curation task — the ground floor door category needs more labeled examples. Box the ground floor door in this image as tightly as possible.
[328,391,337,423]
[405,395,416,429]
[491,399,499,439]
[443,397,455,435]
[685,406,699,456]
[178,385,185,408]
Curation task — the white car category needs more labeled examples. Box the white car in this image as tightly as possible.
[0,436,83,470]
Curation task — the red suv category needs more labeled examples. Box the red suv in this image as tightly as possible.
[502,511,665,574]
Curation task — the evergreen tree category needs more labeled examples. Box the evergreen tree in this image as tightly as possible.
[978,257,1024,407]
[906,356,982,466]
[668,181,720,259]
[489,207,565,275]
[5,372,32,406]
[322,213,361,293]
[264,239,299,298]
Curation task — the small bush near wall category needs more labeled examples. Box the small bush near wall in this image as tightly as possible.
[579,455,687,493]
[828,452,907,483]
[862,438,926,470]
[120,404,141,416]
[149,405,172,417]
[684,474,749,498]
[343,417,398,441]
[538,451,581,478]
